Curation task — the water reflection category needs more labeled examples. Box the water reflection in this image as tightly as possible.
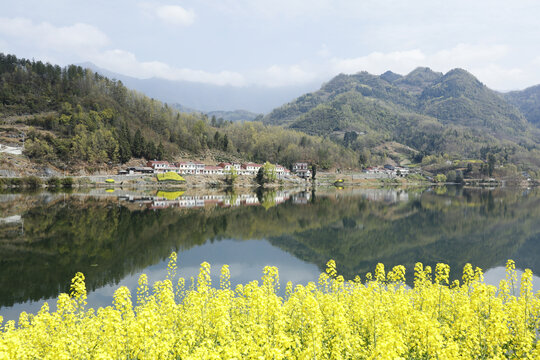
[1,186,540,319]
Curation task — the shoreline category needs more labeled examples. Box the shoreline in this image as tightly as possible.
[0,173,536,190]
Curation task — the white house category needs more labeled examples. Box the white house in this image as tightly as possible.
[242,163,262,175]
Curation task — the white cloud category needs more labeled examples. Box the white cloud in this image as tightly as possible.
[428,44,509,72]
[0,17,244,86]
[257,64,318,87]
[470,64,525,91]
[154,5,196,26]
[331,49,426,75]
[92,49,246,86]
[0,17,110,53]
[317,44,330,58]
[139,3,196,26]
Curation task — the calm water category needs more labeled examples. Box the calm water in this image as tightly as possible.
[1,186,539,320]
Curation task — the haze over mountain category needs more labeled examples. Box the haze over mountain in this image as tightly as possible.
[78,62,318,113]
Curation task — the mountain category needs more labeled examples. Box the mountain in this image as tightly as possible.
[0,53,357,171]
[504,85,540,127]
[207,109,260,122]
[78,62,318,113]
[168,104,261,123]
[264,67,540,165]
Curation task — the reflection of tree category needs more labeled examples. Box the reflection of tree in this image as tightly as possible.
[268,188,540,283]
[256,188,277,210]
[0,194,351,307]
[1,188,540,307]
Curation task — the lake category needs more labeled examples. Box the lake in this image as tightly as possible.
[1,186,539,321]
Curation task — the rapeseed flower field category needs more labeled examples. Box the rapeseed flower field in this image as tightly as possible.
[0,254,539,359]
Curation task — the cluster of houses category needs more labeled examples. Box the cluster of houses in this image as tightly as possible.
[121,160,314,179]
[363,164,410,177]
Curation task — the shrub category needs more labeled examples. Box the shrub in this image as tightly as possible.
[47,177,61,187]
[434,173,447,183]
[8,178,22,187]
[156,172,186,182]
[23,176,42,188]
[61,177,74,187]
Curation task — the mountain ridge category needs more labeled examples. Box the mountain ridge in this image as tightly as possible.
[263,67,540,168]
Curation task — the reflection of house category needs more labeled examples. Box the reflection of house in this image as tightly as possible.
[122,190,308,210]
[293,191,311,204]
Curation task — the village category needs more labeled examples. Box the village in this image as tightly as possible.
[119,160,313,179]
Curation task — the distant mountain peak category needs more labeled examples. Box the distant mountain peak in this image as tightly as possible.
[430,68,485,94]
[391,67,443,94]
[380,71,403,83]
[402,67,443,83]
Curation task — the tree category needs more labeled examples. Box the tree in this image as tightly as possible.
[262,162,277,183]
[224,167,238,186]
[222,134,229,151]
[132,129,144,158]
[434,174,447,183]
[455,170,464,184]
[343,131,358,147]
[488,153,496,177]
[156,141,165,160]
[256,167,265,186]
[257,162,277,186]
[311,164,317,180]
[145,141,157,160]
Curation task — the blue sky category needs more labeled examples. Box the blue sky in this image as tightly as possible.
[1,0,540,90]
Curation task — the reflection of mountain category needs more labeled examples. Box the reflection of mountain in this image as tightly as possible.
[268,188,540,282]
[0,191,342,307]
[0,188,540,307]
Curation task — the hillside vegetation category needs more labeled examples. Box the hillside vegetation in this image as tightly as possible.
[504,84,540,127]
[264,67,540,171]
[0,53,356,170]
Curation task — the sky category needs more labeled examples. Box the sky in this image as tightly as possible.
[1,0,540,90]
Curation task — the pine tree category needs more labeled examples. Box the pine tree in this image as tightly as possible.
[157,141,165,160]
[132,129,144,158]
[222,134,229,151]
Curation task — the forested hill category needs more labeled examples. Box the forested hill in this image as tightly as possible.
[0,53,357,169]
[504,85,540,127]
[264,67,540,167]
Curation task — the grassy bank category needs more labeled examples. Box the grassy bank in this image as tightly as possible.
[0,256,538,359]
[0,176,74,189]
